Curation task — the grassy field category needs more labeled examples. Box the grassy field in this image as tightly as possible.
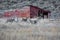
[0,19,60,40]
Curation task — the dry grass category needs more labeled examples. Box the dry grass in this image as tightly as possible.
[0,19,60,40]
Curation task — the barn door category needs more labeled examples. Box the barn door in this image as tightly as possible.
[43,12,48,18]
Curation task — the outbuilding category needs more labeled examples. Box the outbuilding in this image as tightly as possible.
[4,5,51,19]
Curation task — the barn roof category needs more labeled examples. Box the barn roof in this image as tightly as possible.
[25,5,51,13]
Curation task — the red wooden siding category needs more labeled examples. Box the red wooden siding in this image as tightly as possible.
[19,7,30,18]
[4,11,13,17]
[30,6,39,18]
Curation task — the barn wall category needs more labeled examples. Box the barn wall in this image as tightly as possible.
[30,6,39,18]
[19,6,30,18]
[3,6,30,19]
[4,11,14,17]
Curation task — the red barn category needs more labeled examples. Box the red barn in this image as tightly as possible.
[4,5,51,19]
